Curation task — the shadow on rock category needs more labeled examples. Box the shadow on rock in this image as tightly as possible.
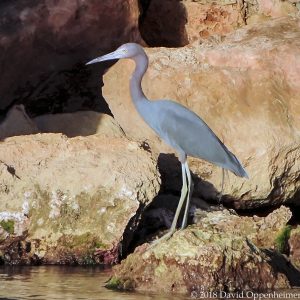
[138,0,188,47]
[122,152,224,257]
[261,249,300,287]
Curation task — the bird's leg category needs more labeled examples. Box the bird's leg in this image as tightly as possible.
[170,162,188,231]
[148,163,188,248]
[181,161,194,229]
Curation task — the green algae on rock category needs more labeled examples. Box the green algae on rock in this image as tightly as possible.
[0,220,14,235]
[110,207,296,295]
[275,225,292,254]
[0,133,160,265]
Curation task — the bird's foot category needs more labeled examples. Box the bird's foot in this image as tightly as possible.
[147,228,176,250]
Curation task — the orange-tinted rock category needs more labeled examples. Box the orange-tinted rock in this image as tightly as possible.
[184,0,246,42]
[256,0,298,18]
[101,17,300,208]
[140,0,246,46]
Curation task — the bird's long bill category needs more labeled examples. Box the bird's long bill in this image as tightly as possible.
[86,50,120,65]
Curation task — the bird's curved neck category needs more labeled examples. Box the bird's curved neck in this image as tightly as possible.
[130,54,149,106]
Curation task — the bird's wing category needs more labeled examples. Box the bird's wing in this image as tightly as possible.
[154,100,234,168]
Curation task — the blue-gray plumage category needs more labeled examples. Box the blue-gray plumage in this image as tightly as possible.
[87,43,248,244]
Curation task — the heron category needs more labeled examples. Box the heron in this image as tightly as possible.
[86,43,248,244]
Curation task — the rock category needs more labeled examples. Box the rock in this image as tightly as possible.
[0,105,39,140]
[131,197,292,252]
[109,207,294,294]
[139,0,298,46]
[140,0,245,46]
[139,0,189,47]
[289,226,300,269]
[255,0,298,18]
[0,0,142,116]
[0,134,160,264]
[101,17,300,208]
[34,111,124,138]
[183,0,246,42]
[194,206,292,248]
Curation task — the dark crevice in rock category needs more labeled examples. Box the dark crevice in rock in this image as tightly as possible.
[120,202,147,260]
[261,249,300,287]
[138,0,189,47]
[124,153,225,256]
[8,63,112,118]
[287,205,300,225]
[288,189,300,206]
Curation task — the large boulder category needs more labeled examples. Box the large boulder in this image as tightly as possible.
[108,206,299,294]
[0,133,160,264]
[0,0,142,116]
[101,17,300,208]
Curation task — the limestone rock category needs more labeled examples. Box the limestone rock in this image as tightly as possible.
[255,0,298,18]
[183,0,246,41]
[0,105,39,140]
[0,0,142,115]
[193,206,292,248]
[102,17,300,208]
[34,111,124,138]
[0,134,160,264]
[289,227,300,269]
[109,207,294,294]
[140,0,246,46]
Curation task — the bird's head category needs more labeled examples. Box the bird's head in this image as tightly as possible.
[86,43,145,65]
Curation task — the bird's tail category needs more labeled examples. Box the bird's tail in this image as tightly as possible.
[228,152,249,179]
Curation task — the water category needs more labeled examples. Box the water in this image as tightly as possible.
[0,266,189,300]
[1,266,299,300]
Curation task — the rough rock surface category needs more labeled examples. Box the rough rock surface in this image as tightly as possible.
[34,111,124,138]
[289,226,300,269]
[0,134,160,264]
[183,0,246,42]
[253,0,298,19]
[0,105,39,140]
[0,0,142,115]
[102,17,300,208]
[140,0,246,46]
[109,207,295,294]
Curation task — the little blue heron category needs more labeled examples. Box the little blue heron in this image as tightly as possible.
[87,43,248,243]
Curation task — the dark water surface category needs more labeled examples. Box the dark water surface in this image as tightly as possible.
[0,266,189,300]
